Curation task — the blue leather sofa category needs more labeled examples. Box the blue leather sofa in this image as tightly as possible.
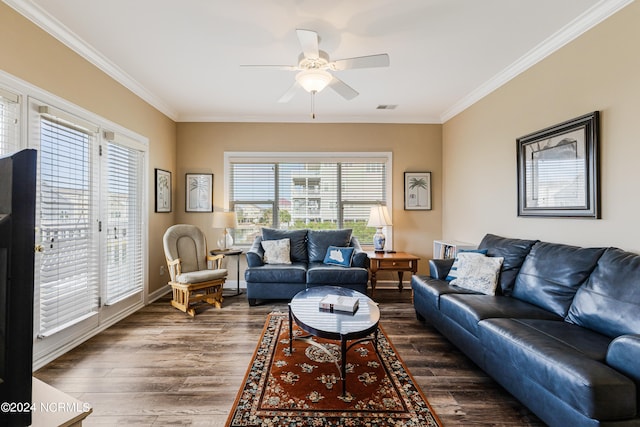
[244,228,369,306]
[412,233,640,427]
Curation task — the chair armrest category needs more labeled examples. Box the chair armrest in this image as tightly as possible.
[166,257,181,281]
[606,334,640,382]
[429,258,455,280]
[206,254,224,270]
[349,236,369,268]
[246,236,265,267]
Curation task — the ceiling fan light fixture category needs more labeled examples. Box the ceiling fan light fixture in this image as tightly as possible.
[296,69,332,93]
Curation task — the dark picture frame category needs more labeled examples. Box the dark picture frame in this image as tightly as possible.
[404,171,432,210]
[517,111,600,218]
[185,173,213,212]
[154,168,171,213]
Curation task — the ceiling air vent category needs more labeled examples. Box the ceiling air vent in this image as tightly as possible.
[376,104,398,110]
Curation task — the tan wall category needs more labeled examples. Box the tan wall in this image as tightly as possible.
[176,122,442,277]
[0,3,177,294]
[442,1,640,253]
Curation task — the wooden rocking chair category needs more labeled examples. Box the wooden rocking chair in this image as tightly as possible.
[163,224,227,316]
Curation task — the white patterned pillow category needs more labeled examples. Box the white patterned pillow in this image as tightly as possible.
[261,238,292,264]
[450,253,504,295]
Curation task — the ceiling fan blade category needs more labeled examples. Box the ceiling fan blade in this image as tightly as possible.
[328,76,359,100]
[278,81,301,103]
[331,54,390,70]
[240,64,299,71]
[296,29,320,59]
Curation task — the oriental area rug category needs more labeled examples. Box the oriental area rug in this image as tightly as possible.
[225,312,442,427]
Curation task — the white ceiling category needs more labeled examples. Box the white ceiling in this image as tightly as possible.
[5,0,631,123]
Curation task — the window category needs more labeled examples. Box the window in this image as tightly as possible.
[0,88,20,156]
[226,152,391,245]
[104,135,145,305]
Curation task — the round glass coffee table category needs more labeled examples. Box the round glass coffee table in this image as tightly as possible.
[288,286,380,396]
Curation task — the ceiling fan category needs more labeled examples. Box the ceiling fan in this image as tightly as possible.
[242,29,390,117]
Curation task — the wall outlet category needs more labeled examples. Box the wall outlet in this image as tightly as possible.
[160,265,165,276]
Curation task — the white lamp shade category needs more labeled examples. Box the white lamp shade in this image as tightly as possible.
[296,69,332,93]
[367,205,392,228]
[212,211,238,229]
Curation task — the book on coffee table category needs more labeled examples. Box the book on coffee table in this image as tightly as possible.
[319,294,359,314]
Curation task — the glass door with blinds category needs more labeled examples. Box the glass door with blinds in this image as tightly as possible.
[37,115,100,337]
[31,101,146,358]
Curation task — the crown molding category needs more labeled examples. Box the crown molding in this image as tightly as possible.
[177,113,442,124]
[3,0,178,121]
[440,0,634,123]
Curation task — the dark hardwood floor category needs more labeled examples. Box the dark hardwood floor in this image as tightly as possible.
[35,288,545,426]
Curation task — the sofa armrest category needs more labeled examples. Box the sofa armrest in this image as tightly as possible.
[246,236,265,267]
[429,258,455,280]
[349,236,369,268]
[606,334,640,382]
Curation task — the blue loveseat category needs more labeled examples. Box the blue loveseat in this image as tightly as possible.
[244,228,369,306]
[412,234,640,427]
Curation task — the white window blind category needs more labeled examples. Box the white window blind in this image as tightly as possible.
[228,155,389,245]
[104,140,144,304]
[0,88,19,156]
[38,116,100,336]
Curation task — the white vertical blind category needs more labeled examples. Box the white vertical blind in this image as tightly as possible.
[104,140,144,304]
[38,116,100,336]
[0,88,19,156]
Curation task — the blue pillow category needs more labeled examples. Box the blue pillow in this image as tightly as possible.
[323,246,355,267]
[446,248,488,281]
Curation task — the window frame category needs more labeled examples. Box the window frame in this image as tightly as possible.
[224,151,393,247]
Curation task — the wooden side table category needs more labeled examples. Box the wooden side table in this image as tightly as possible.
[366,251,420,295]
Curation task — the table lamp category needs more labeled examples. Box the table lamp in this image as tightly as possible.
[212,211,238,250]
[367,205,392,252]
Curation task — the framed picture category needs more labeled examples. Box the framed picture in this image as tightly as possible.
[154,168,171,213]
[517,111,600,218]
[185,173,213,212]
[404,172,432,210]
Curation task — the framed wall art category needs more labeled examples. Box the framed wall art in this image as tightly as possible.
[404,171,432,210]
[185,173,213,212]
[517,111,600,218]
[154,168,171,213]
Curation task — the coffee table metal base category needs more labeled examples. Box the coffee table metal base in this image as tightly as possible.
[288,305,380,397]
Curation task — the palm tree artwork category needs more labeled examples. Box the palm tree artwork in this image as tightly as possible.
[187,174,212,211]
[405,173,431,209]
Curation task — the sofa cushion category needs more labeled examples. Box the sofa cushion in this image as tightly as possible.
[323,246,354,267]
[479,318,635,420]
[411,275,480,311]
[177,268,228,284]
[512,242,605,317]
[261,238,292,264]
[307,262,369,285]
[478,234,538,295]
[445,249,488,281]
[567,247,640,337]
[439,294,561,338]
[262,228,308,262]
[450,253,503,295]
[307,229,352,263]
[243,262,307,284]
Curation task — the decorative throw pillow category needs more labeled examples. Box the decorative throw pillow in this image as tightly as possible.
[450,253,504,295]
[445,249,489,281]
[323,246,355,267]
[261,238,291,264]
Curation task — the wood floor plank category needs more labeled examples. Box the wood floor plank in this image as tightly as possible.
[35,289,544,426]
